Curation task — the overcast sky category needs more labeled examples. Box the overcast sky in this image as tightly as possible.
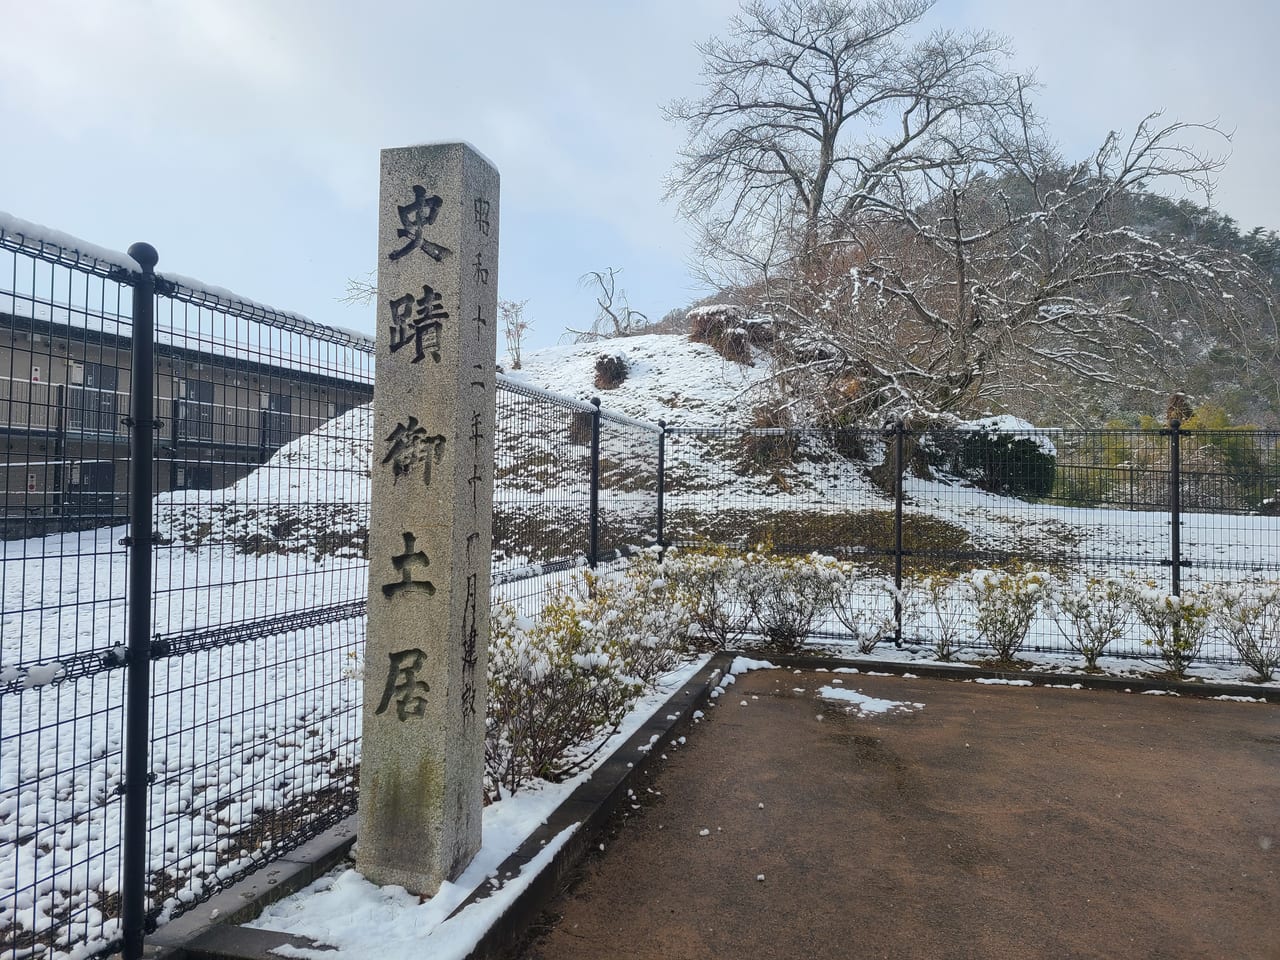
[2,0,1275,352]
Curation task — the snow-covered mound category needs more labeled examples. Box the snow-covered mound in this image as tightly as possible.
[147,331,1182,567]
[155,406,372,560]
[507,333,772,428]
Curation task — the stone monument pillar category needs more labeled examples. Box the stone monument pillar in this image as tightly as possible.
[358,142,498,894]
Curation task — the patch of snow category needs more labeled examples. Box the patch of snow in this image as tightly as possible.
[816,686,924,715]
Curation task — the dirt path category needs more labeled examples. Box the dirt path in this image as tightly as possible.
[517,669,1279,960]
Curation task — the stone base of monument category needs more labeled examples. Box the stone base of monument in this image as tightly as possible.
[147,654,733,960]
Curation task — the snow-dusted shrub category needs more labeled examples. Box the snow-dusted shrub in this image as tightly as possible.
[965,563,1050,664]
[486,597,642,796]
[922,419,1055,499]
[688,304,755,364]
[921,572,967,661]
[1126,577,1212,679]
[667,544,767,650]
[1050,576,1130,670]
[585,551,692,684]
[485,557,692,796]
[831,566,914,654]
[753,551,841,654]
[1209,580,1280,681]
[959,432,1055,499]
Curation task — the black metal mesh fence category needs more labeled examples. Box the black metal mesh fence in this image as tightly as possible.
[0,224,136,960]
[0,209,660,959]
[597,410,662,560]
[491,382,662,617]
[143,288,373,932]
[664,423,1280,665]
[0,218,378,958]
[491,378,592,616]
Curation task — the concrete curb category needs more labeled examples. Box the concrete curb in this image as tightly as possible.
[460,652,732,960]
[158,653,732,960]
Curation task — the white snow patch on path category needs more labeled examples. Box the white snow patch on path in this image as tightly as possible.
[817,686,924,715]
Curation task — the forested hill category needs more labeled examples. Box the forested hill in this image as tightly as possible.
[1132,194,1280,282]
[1102,193,1280,426]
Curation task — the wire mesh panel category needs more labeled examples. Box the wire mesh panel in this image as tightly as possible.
[664,422,1280,667]
[596,411,661,560]
[144,286,373,928]
[663,426,893,556]
[491,378,595,616]
[0,224,135,958]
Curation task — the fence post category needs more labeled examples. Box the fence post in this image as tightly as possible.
[1169,418,1182,597]
[588,397,601,569]
[122,242,158,960]
[656,419,667,560]
[891,419,905,647]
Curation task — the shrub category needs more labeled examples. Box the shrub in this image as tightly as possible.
[688,305,754,364]
[959,432,1056,499]
[1210,581,1280,681]
[1051,576,1130,669]
[831,565,913,654]
[485,557,692,797]
[921,572,967,661]
[486,600,642,797]
[666,544,767,651]
[1126,577,1212,679]
[594,353,629,389]
[965,563,1050,664]
[753,551,840,654]
[586,551,692,685]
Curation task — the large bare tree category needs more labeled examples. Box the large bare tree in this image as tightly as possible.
[667,0,1279,423]
[777,116,1280,421]
[666,0,1023,259]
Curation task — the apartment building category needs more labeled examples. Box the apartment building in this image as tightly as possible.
[0,309,372,538]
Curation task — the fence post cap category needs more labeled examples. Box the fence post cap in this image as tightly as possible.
[127,243,158,272]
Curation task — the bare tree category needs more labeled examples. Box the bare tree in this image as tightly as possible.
[770,115,1279,421]
[340,269,377,306]
[665,0,1024,260]
[500,298,532,370]
[568,267,648,341]
[667,0,1279,423]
